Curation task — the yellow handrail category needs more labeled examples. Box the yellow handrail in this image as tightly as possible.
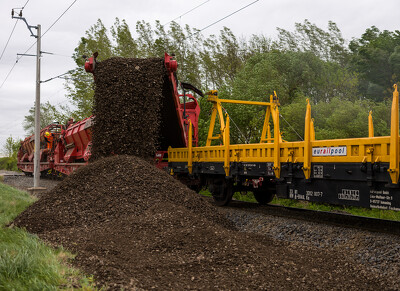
[224,114,230,176]
[388,84,399,184]
[302,99,311,179]
[368,111,374,138]
[188,120,193,174]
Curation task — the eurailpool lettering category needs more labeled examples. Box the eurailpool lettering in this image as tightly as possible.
[312,146,347,156]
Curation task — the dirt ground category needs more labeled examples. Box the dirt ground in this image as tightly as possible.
[11,155,398,290]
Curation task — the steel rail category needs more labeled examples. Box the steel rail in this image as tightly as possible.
[206,198,400,236]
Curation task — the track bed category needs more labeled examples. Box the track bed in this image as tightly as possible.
[5,171,399,290]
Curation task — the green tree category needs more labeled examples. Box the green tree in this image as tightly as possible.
[283,97,391,141]
[314,98,390,139]
[200,27,248,91]
[66,17,394,148]
[23,101,67,135]
[66,18,273,122]
[154,21,204,88]
[66,19,206,118]
[66,19,113,119]
[246,34,272,56]
[219,50,359,143]
[111,18,138,58]
[3,136,19,158]
[0,135,21,171]
[274,19,349,64]
[349,26,400,101]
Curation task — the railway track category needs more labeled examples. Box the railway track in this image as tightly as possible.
[206,197,400,236]
[3,172,400,235]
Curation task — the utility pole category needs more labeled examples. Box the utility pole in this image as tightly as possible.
[34,24,41,188]
[12,9,42,188]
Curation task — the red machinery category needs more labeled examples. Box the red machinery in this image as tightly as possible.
[154,92,201,168]
[18,123,64,175]
[154,55,202,168]
[17,117,93,177]
[17,53,201,175]
[53,116,93,175]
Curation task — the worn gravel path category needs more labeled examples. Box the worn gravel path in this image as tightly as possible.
[1,174,59,193]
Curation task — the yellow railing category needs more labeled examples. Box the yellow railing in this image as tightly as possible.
[170,136,393,163]
[169,85,400,184]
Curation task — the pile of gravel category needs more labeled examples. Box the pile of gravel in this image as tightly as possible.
[91,57,164,160]
[91,57,185,161]
[12,156,393,290]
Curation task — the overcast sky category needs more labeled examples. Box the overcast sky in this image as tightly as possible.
[0,0,398,154]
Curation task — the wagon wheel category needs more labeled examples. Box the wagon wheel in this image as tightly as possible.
[210,178,233,206]
[253,189,275,205]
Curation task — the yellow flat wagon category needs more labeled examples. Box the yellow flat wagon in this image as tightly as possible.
[168,86,400,210]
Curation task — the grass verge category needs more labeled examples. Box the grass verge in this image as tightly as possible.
[0,182,97,290]
[0,183,36,225]
[270,196,400,221]
[200,188,400,221]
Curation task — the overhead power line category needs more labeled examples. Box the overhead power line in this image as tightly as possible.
[42,0,77,38]
[18,0,78,59]
[0,20,18,62]
[0,0,78,89]
[192,0,259,36]
[22,0,30,9]
[0,61,18,89]
[41,72,71,83]
[279,113,304,141]
[41,70,93,84]
[0,0,30,62]
[163,0,210,26]
[49,52,71,58]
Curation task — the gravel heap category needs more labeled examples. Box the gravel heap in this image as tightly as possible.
[91,57,185,161]
[91,57,164,160]
[12,155,394,290]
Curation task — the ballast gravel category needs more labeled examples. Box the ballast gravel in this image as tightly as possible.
[91,57,185,161]
[223,208,400,288]
[11,155,398,290]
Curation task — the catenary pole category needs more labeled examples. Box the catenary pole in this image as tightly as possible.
[33,24,41,187]
[11,10,42,188]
